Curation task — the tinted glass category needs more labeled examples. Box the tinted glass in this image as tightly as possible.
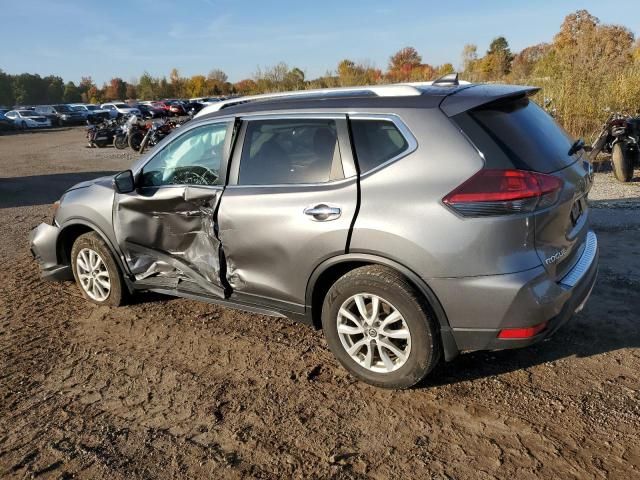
[239,119,341,185]
[141,122,228,187]
[54,105,72,112]
[453,97,576,173]
[350,119,409,173]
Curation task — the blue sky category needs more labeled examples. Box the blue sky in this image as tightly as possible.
[2,0,639,84]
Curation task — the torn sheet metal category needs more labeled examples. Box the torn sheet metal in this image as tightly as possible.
[114,185,226,297]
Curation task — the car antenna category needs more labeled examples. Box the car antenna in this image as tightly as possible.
[432,72,460,86]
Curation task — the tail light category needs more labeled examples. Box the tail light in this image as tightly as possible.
[443,169,563,217]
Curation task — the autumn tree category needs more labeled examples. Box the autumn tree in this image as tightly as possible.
[105,78,127,100]
[137,72,156,100]
[234,79,257,95]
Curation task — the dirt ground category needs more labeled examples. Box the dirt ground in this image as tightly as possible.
[0,127,639,479]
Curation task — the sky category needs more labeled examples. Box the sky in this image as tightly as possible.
[2,0,639,85]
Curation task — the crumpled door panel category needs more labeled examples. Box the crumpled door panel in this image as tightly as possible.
[114,185,225,297]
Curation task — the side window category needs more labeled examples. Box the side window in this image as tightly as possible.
[350,119,409,174]
[140,122,229,187]
[238,118,342,185]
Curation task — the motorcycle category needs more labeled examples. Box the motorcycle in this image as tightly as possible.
[113,115,149,151]
[589,111,640,182]
[86,118,119,148]
[139,118,178,154]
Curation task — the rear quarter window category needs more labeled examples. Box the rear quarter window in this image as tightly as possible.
[453,97,576,173]
[350,119,409,173]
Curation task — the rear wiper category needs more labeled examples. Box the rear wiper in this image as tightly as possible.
[568,138,585,156]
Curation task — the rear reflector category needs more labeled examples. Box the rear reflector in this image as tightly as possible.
[497,321,548,339]
[443,169,563,216]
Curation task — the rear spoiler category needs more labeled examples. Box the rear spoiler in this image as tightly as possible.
[440,85,540,117]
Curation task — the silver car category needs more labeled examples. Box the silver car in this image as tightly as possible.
[30,78,598,388]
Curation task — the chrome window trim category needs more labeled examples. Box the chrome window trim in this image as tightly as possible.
[346,113,418,178]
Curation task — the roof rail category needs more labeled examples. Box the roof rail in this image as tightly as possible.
[195,84,425,118]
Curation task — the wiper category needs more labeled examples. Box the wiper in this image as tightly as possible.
[568,138,585,156]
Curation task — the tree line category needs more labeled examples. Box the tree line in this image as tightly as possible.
[1,9,639,138]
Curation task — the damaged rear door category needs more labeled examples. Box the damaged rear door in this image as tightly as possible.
[114,119,233,297]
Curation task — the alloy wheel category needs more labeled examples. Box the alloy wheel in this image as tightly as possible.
[336,293,411,373]
[76,247,111,301]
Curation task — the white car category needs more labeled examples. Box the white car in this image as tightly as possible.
[5,110,52,128]
[100,102,142,119]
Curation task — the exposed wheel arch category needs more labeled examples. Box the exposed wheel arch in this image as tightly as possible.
[306,253,459,361]
[57,220,130,279]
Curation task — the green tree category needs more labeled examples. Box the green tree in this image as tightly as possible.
[63,81,81,103]
[0,69,14,107]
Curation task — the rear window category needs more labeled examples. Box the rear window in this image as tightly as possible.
[350,119,409,174]
[453,97,576,173]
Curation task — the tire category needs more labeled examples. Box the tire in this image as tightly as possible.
[113,134,128,149]
[612,142,634,182]
[321,265,441,389]
[128,131,144,151]
[71,232,125,306]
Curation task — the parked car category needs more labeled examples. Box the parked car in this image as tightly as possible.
[0,111,15,130]
[29,77,598,389]
[168,101,185,116]
[101,102,142,119]
[70,104,111,123]
[5,109,52,128]
[34,105,84,126]
[136,103,164,119]
[184,101,205,115]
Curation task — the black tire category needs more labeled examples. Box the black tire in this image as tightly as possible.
[128,131,144,151]
[113,134,128,149]
[612,142,634,182]
[321,265,441,389]
[71,232,126,306]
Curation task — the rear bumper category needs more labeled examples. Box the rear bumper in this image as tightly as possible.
[29,222,73,281]
[431,231,599,353]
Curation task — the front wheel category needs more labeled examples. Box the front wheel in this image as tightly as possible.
[71,232,125,306]
[321,265,441,389]
[128,131,144,151]
[113,133,128,149]
[612,142,634,182]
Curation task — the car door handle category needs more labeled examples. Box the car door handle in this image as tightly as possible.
[304,204,341,221]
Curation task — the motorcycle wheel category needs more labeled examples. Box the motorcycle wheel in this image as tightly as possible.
[113,134,128,150]
[128,131,144,152]
[612,142,634,182]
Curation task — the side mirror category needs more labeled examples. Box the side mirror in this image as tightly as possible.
[113,170,135,193]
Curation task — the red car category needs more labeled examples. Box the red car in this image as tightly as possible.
[168,102,185,116]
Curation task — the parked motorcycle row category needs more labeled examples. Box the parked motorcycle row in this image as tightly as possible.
[86,112,191,154]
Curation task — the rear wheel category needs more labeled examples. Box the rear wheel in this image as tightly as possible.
[612,142,634,182]
[321,265,441,389]
[71,232,125,306]
[128,131,144,151]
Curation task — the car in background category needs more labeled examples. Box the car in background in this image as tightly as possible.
[136,103,164,119]
[167,101,185,116]
[100,102,142,119]
[34,105,85,126]
[184,101,205,115]
[71,104,111,123]
[0,111,15,130]
[5,110,52,128]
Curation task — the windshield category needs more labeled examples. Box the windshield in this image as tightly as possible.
[54,105,72,112]
[115,103,129,108]
[71,106,85,111]
[86,105,99,111]
[19,110,38,117]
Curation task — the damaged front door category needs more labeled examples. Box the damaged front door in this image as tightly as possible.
[114,120,232,297]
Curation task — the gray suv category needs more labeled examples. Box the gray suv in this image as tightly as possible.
[30,78,598,388]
